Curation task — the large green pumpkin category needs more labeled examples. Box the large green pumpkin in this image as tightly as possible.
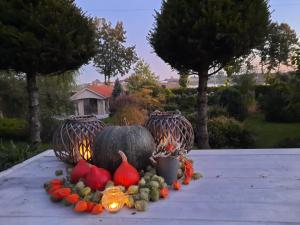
[93,125,155,173]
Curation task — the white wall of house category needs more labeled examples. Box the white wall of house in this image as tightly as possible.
[71,89,110,117]
[77,100,84,115]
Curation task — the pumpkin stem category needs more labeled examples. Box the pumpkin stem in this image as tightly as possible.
[118,150,128,162]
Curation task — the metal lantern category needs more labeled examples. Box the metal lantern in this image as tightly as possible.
[53,115,105,164]
[145,111,194,153]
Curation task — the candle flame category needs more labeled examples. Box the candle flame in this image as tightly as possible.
[79,139,92,160]
[109,202,119,209]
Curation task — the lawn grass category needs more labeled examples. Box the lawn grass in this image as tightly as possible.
[244,113,300,148]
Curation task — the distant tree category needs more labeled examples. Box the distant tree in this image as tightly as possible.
[126,59,165,111]
[127,59,160,93]
[112,78,123,99]
[150,0,270,148]
[93,18,138,84]
[0,0,97,144]
[258,23,298,73]
[179,72,189,88]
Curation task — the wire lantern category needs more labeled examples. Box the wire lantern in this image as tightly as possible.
[53,115,105,164]
[145,111,194,153]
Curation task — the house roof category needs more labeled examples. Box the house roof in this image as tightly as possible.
[87,84,113,98]
[70,84,113,101]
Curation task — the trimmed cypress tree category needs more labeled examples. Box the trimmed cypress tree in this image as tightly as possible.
[0,0,97,143]
[112,78,123,99]
[150,0,270,148]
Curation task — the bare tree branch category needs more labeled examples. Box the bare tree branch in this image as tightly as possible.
[208,66,224,76]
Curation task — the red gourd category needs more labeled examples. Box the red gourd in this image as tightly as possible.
[113,151,140,188]
[70,160,91,183]
[84,166,111,191]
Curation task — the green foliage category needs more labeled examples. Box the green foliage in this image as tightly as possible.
[0,0,97,75]
[0,0,97,143]
[208,116,255,149]
[0,70,76,142]
[93,18,137,83]
[150,0,270,148]
[110,106,147,126]
[165,88,197,113]
[232,74,256,111]
[110,95,137,115]
[39,72,76,142]
[217,88,248,120]
[224,58,243,77]
[261,73,300,122]
[0,71,27,118]
[178,73,188,88]
[0,118,28,139]
[127,59,160,93]
[112,78,123,99]
[0,140,47,171]
[149,0,270,74]
[208,105,229,119]
[258,23,298,73]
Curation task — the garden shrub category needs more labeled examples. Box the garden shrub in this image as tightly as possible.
[40,116,62,143]
[208,105,229,118]
[165,88,197,113]
[110,106,148,125]
[110,95,138,115]
[261,74,300,122]
[208,116,255,149]
[217,87,248,120]
[0,140,46,171]
[0,118,28,139]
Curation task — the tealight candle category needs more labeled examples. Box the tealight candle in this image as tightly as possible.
[101,187,126,213]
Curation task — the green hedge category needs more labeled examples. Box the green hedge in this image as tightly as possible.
[0,118,28,139]
[208,116,255,148]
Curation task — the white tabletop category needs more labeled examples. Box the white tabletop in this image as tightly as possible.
[0,149,300,225]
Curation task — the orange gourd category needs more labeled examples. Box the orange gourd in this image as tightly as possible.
[52,188,71,200]
[85,201,96,212]
[172,180,181,190]
[74,200,88,212]
[91,204,104,214]
[159,187,169,198]
[65,193,80,204]
[113,151,140,188]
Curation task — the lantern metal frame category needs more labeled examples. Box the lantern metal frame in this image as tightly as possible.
[145,110,194,153]
[53,115,105,164]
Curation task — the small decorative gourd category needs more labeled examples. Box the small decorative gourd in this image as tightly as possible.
[113,151,140,188]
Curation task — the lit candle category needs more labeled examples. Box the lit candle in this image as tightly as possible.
[102,187,126,213]
[79,139,92,160]
[109,202,119,210]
